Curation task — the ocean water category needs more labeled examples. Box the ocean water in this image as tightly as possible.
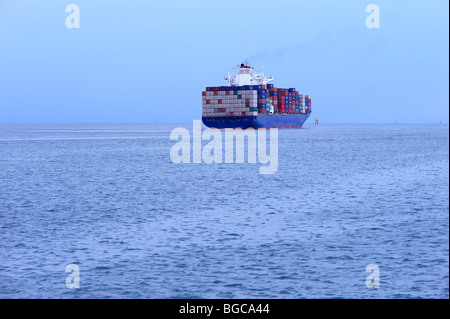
[0,123,448,299]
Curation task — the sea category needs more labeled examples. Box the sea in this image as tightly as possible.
[0,123,448,299]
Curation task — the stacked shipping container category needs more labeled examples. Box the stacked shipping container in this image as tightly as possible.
[202,84,311,117]
[202,86,258,117]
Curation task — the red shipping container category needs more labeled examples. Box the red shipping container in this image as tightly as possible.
[242,112,246,115]
[218,99,222,104]
[202,91,206,96]
[245,99,250,103]
[213,87,218,92]
[206,100,210,105]
[226,91,230,96]
[214,91,218,96]
[262,85,266,89]
[230,112,234,116]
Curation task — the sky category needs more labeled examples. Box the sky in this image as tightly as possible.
[0,0,448,124]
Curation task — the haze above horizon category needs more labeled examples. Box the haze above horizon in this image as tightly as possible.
[0,0,448,124]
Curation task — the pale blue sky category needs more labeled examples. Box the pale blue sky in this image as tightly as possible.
[0,0,448,123]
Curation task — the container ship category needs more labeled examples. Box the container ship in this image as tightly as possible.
[202,63,312,129]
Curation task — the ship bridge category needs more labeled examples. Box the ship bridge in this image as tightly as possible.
[225,62,274,86]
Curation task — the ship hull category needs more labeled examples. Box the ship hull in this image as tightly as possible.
[202,113,311,129]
